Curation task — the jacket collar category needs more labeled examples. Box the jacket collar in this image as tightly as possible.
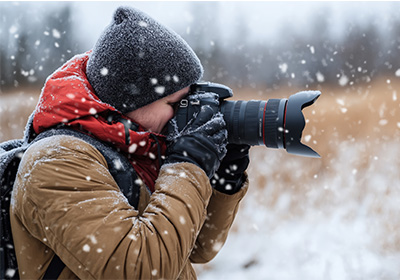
[32,52,166,192]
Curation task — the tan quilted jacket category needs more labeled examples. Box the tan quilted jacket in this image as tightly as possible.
[10,135,247,279]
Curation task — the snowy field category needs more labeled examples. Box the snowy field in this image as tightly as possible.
[194,79,400,279]
[195,141,400,279]
[1,79,400,279]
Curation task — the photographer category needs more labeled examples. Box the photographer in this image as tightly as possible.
[10,6,249,279]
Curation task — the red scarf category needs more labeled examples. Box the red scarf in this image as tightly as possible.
[33,52,166,192]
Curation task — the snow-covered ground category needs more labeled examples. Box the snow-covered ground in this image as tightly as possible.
[195,142,400,279]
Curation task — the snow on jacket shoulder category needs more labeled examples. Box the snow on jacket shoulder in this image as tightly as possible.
[10,135,247,279]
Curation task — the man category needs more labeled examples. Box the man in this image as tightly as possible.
[10,6,249,279]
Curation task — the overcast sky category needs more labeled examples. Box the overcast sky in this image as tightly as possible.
[2,1,398,50]
[66,1,398,50]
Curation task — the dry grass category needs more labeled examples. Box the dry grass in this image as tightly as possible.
[0,87,40,141]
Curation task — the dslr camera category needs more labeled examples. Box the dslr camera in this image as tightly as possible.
[170,82,321,158]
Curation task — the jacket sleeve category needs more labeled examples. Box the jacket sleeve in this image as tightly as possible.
[13,136,212,279]
[189,177,248,263]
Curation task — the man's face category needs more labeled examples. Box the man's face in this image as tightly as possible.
[126,87,189,134]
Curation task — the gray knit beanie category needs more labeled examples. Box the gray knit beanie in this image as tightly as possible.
[86,6,204,114]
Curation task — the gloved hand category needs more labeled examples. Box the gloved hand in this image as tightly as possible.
[211,144,250,194]
[165,105,228,178]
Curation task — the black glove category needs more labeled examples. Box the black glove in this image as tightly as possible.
[165,105,228,178]
[211,144,250,194]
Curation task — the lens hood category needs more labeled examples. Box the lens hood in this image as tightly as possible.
[285,91,321,158]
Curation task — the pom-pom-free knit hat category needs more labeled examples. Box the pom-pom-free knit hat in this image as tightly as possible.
[86,6,204,114]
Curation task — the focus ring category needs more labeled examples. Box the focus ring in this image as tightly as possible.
[264,99,281,148]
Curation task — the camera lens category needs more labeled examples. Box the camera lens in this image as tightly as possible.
[172,82,321,158]
[219,90,321,158]
[220,99,287,148]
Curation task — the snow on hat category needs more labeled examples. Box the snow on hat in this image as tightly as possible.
[86,6,204,114]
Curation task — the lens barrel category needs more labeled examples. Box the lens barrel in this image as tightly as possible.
[221,99,287,148]
[220,100,266,145]
[220,90,321,158]
[264,99,287,149]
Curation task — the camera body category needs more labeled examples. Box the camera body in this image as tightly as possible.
[172,82,232,133]
[170,82,321,158]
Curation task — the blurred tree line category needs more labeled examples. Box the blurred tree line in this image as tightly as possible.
[1,2,400,94]
[0,3,80,92]
[182,2,400,92]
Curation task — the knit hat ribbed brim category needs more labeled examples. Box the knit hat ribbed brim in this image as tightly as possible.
[86,6,204,114]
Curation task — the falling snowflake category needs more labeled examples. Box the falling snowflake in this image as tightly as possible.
[128,234,138,241]
[279,63,288,73]
[52,28,61,38]
[336,99,345,106]
[129,143,137,153]
[9,25,17,34]
[379,119,388,126]
[5,269,16,278]
[100,67,108,76]
[316,72,325,83]
[212,241,223,252]
[83,244,90,252]
[139,140,146,147]
[88,234,98,244]
[138,20,148,27]
[338,75,349,86]
[135,178,143,185]
[113,159,122,170]
[89,108,97,115]
[155,86,165,95]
